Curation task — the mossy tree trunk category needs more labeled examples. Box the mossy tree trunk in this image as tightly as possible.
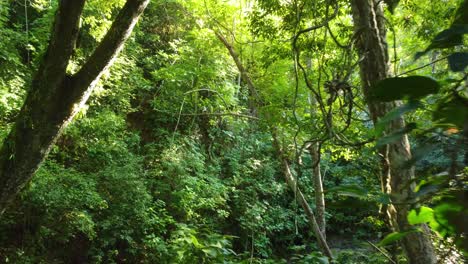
[350,0,437,263]
[0,0,150,215]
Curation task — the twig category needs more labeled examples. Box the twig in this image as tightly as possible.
[366,240,397,264]
[292,0,339,47]
[397,56,449,76]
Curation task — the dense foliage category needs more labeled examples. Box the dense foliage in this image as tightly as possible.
[0,0,466,263]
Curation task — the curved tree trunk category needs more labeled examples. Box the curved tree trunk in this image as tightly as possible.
[350,1,437,263]
[0,0,150,215]
[216,31,333,260]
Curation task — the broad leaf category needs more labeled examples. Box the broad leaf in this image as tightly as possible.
[384,0,400,13]
[433,98,468,128]
[423,190,468,253]
[415,25,468,60]
[372,76,440,102]
[433,199,465,237]
[453,0,468,25]
[190,235,202,248]
[408,206,434,225]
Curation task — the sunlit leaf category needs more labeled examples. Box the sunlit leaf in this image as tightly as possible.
[408,206,434,225]
[202,247,219,257]
[190,234,202,248]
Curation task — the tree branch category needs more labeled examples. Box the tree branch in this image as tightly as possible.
[0,0,150,215]
[214,31,262,103]
[0,0,86,215]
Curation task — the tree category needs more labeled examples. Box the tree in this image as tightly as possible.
[216,31,334,260]
[0,0,150,215]
[350,0,438,263]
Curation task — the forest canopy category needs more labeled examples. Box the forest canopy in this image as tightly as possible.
[0,0,466,263]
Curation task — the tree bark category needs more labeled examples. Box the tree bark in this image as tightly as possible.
[350,1,437,263]
[0,0,150,215]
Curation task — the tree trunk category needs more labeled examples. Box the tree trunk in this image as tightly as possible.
[350,1,437,263]
[464,119,468,166]
[216,31,333,260]
[0,0,150,215]
[308,143,326,238]
[272,133,333,259]
[215,31,261,115]
[306,59,326,238]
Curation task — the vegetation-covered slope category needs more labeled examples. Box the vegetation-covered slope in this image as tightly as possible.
[0,0,466,263]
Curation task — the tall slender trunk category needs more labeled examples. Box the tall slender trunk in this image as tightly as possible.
[306,58,326,238]
[216,31,333,260]
[272,132,333,259]
[308,142,326,238]
[464,119,468,166]
[215,32,260,115]
[350,1,437,263]
[0,0,150,215]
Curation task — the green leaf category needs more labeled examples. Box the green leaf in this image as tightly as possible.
[452,0,468,25]
[432,200,464,237]
[408,206,434,225]
[384,0,400,13]
[415,25,468,60]
[317,256,329,264]
[377,230,419,246]
[433,98,468,128]
[448,52,468,72]
[371,76,440,102]
[413,175,448,200]
[190,234,202,248]
[202,247,219,257]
